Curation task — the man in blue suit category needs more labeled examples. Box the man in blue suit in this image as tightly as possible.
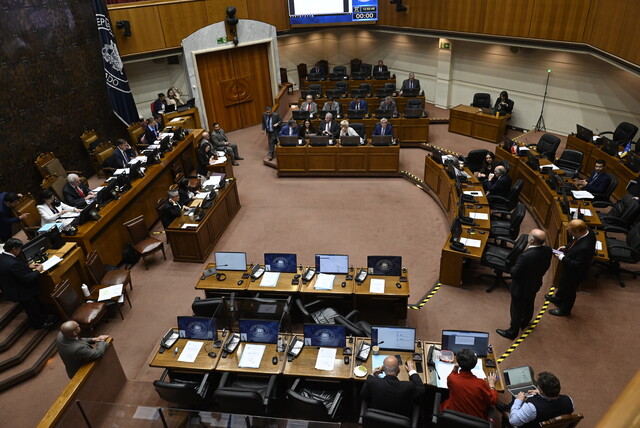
[373,118,394,137]
[576,159,611,194]
[111,139,137,168]
[279,119,300,137]
[349,96,368,112]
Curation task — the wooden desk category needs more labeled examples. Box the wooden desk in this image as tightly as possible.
[276,144,400,177]
[207,158,235,179]
[301,77,397,93]
[196,264,250,293]
[440,227,490,287]
[448,105,509,144]
[38,243,90,306]
[165,179,241,263]
[353,339,428,383]
[161,106,201,130]
[307,116,429,144]
[149,337,219,372]
[246,268,303,294]
[215,341,286,375]
[353,270,410,322]
[299,273,355,295]
[282,338,353,380]
[64,134,198,265]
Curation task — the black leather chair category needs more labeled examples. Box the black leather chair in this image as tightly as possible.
[308,84,323,98]
[406,98,423,109]
[384,82,396,93]
[333,65,347,76]
[285,378,344,421]
[598,122,638,146]
[351,123,365,139]
[334,81,348,96]
[488,178,523,212]
[555,149,584,178]
[432,392,492,427]
[489,202,526,240]
[191,296,232,330]
[536,134,561,161]
[153,369,211,409]
[360,63,372,77]
[295,298,370,336]
[481,234,529,293]
[471,93,491,109]
[596,194,640,233]
[360,398,420,428]
[213,372,277,416]
[465,149,490,173]
[593,223,640,287]
[591,174,618,204]
[360,83,372,95]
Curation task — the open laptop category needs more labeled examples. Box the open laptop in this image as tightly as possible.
[502,365,537,397]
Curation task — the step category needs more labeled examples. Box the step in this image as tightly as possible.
[0,330,58,393]
[0,301,20,330]
[0,319,29,353]
[0,326,52,372]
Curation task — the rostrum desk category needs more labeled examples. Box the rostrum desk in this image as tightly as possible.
[300,77,398,93]
[308,116,429,144]
[448,104,510,144]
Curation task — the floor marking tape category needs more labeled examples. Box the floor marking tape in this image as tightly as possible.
[408,282,442,310]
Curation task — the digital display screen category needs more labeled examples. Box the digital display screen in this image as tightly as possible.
[303,324,346,347]
[264,253,298,273]
[441,330,489,357]
[367,255,402,276]
[214,252,247,271]
[239,319,280,344]
[371,326,415,351]
[289,0,378,26]
[315,254,349,274]
[177,316,216,340]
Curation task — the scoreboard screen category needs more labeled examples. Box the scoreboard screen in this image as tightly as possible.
[289,0,378,26]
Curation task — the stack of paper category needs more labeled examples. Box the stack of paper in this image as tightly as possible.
[460,237,481,248]
[260,272,280,287]
[369,279,385,293]
[41,255,62,272]
[177,341,203,363]
[571,190,594,200]
[97,284,123,301]
[314,273,335,290]
[315,348,337,371]
[469,212,489,220]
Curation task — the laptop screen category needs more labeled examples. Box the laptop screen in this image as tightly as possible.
[177,316,216,340]
[371,326,415,351]
[315,254,349,274]
[239,319,280,344]
[264,253,298,273]
[367,255,402,276]
[214,252,247,271]
[441,330,490,357]
[503,366,534,387]
[303,324,346,347]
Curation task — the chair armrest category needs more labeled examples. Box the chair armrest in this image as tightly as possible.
[290,377,301,391]
[602,225,630,234]
[159,368,169,383]
[592,200,613,208]
[335,315,364,337]
[196,372,210,396]
[344,309,359,320]
[494,237,517,247]
[359,398,369,425]
[264,374,277,405]
[411,400,420,428]
[432,391,442,421]
[488,195,509,204]
[598,131,613,137]
[328,389,344,417]
[490,209,513,218]
[217,371,231,388]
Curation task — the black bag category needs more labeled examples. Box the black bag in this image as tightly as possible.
[122,243,140,265]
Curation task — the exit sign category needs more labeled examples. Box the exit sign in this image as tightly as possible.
[440,42,450,49]
[217,37,227,44]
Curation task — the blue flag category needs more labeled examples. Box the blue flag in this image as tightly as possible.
[93,0,139,125]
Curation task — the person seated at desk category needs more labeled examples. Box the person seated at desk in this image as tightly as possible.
[400,72,420,95]
[318,112,340,139]
[379,96,398,116]
[153,92,167,114]
[374,60,388,74]
[300,95,318,116]
[309,62,325,79]
[178,177,196,206]
[349,96,368,112]
[474,152,501,182]
[322,97,341,114]
[160,190,184,228]
[373,118,394,137]
[196,139,216,177]
[111,139,137,168]
[56,320,110,379]
[63,174,94,208]
[493,91,514,116]
[166,87,183,107]
[339,120,359,137]
[361,355,423,418]
[485,166,512,198]
[300,119,315,138]
[279,119,300,137]
[211,122,242,166]
[503,372,574,427]
[575,159,611,194]
[144,116,160,145]
[440,348,498,420]
[37,189,79,226]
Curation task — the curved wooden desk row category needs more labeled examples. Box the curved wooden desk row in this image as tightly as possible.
[301,77,397,92]
[299,95,427,115]
[448,104,510,144]
[161,106,201,130]
[306,116,430,145]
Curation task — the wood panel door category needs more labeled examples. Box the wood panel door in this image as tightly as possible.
[196,43,272,132]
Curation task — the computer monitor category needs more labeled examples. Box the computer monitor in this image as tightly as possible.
[301,89,319,99]
[239,319,280,344]
[375,88,393,98]
[307,72,323,81]
[95,181,118,205]
[177,316,216,340]
[21,233,52,263]
[367,255,402,276]
[401,88,419,97]
[214,252,247,271]
[432,149,443,164]
[278,136,299,147]
[404,108,423,118]
[303,324,346,347]
[576,124,594,143]
[526,150,540,171]
[373,71,390,80]
[444,160,457,180]
[45,226,64,249]
[602,138,619,157]
[371,135,392,146]
[560,189,570,215]
[310,135,330,146]
[164,103,176,113]
[315,254,349,274]
[340,136,360,146]
[159,135,172,153]
[371,326,416,351]
[77,200,98,225]
[264,253,298,273]
[292,110,310,121]
[502,137,516,152]
[128,161,144,181]
[347,109,366,119]
[450,217,463,242]
[441,329,490,357]
[625,153,640,174]
[374,108,390,119]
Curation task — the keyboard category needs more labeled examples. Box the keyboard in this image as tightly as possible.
[509,386,535,397]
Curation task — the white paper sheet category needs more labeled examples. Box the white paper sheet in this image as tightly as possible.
[211,156,227,165]
[195,191,210,199]
[169,117,183,123]
[569,208,593,217]
[315,347,337,371]
[177,341,203,362]
[238,344,266,368]
[92,186,105,193]
[595,241,603,251]
[260,272,280,287]
[113,168,130,175]
[571,190,594,200]
[369,278,385,293]
[41,255,62,272]
[314,273,335,290]
[181,223,199,229]
[98,284,123,301]
[203,176,222,187]
[539,164,560,170]
[460,237,481,248]
[469,212,489,220]
[463,191,483,196]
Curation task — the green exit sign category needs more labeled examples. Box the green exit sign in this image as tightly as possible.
[440,42,450,49]
[217,37,227,44]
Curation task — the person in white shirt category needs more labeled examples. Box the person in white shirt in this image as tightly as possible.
[37,189,79,226]
[339,120,359,137]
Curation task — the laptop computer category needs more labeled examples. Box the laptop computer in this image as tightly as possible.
[164,104,176,113]
[502,365,537,398]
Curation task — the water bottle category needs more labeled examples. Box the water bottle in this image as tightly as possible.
[81,284,90,297]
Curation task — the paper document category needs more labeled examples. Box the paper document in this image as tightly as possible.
[169,117,183,123]
[41,255,62,272]
[435,361,456,388]
[211,156,227,165]
[59,212,80,219]
[471,359,487,379]
[314,273,335,290]
[571,190,594,200]
[148,143,160,149]
[518,146,530,152]
[238,344,266,368]
[92,186,105,193]
[315,347,337,371]
[552,249,564,255]
[98,284,123,301]
[595,241,603,251]
[540,164,560,170]
[203,176,222,188]
[195,191,210,199]
[369,278,385,293]
[460,237,481,248]
[181,223,198,229]
[177,341,203,363]
[570,208,592,217]
[469,212,489,220]
[463,191,483,196]
[260,272,280,287]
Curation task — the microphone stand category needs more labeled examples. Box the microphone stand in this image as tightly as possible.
[535,70,551,131]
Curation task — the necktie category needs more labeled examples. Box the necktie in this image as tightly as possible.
[76,186,85,198]
[267,117,272,132]
[123,149,129,164]
[289,127,293,136]
[410,81,413,89]
[356,103,359,110]
[307,104,310,111]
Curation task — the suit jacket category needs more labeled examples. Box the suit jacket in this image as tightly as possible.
[562,229,596,280]
[322,101,341,113]
[196,147,213,176]
[111,148,131,168]
[373,123,394,137]
[373,65,388,74]
[584,171,611,194]
[178,188,193,206]
[262,112,282,132]
[0,253,40,302]
[401,79,421,91]
[279,124,300,136]
[362,373,423,418]
[0,192,21,241]
[309,66,325,78]
[160,200,182,228]
[378,100,397,114]
[300,101,318,115]
[486,174,512,199]
[37,202,75,226]
[510,246,553,297]
[152,99,166,114]
[144,123,159,145]
[349,99,368,112]
[211,129,230,149]
[56,332,108,378]
[317,120,340,138]
[62,182,90,208]
[494,98,514,114]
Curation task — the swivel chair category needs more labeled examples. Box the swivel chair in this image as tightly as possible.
[488,179,523,212]
[406,98,423,109]
[535,134,561,161]
[591,174,618,205]
[596,194,640,233]
[471,93,492,109]
[333,65,347,76]
[593,223,640,287]
[598,122,638,146]
[334,81,349,96]
[555,150,584,178]
[285,378,344,421]
[489,203,526,240]
[153,369,211,409]
[213,372,277,416]
[360,395,420,428]
[481,234,529,293]
[465,149,490,173]
[295,298,370,337]
[433,392,492,427]
[308,84,323,98]
[360,83,372,95]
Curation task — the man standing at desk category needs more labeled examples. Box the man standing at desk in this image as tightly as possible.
[546,219,596,316]
[575,159,611,194]
[400,72,420,95]
[56,320,109,378]
[486,166,512,199]
[496,229,552,339]
[262,106,281,161]
[362,355,423,418]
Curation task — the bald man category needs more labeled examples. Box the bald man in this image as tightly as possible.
[361,355,423,418]
[486,165,512,199]
[56,321,109,378]
[497,229,553,340]
[546,220,596,316]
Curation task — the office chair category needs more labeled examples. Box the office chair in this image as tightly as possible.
[489,202,526,240]
[334,81,349,96]
[308,84,323,98]
[360,83,372,95]
[406,98,423,109]
[539,413,584,428]
[10,193,40,239]
[471,93,491,109]
[333,65,347,76]
[213,372,277,416]
[384,82,396,93]
[598,122,638,146]
[593,223,640,287]
[153,369,211,409]
[488,178,523,212]
[596,194,640,233]
[433,392,492,427]
[86,250,133,291]
[465,149,490,173]
[123,215,166,269]
[591,174,617,205]
[360,63,372,77]
[535,134,561,161]
[51,279,107,336]
[555,149,584,178]
[285,378,344,421]
[351,123,366,139]
[481,234,529,293]
[295,298,370,336]
[360,396,420,428]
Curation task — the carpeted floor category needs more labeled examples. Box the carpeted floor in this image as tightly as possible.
[1,103,639,428]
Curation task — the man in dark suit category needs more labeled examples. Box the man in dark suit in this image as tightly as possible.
[159,190,183,228]
[262,106,281,161]
[349,96,368,113]
[144,116,160,145]
[309,62,325,79]
[63,174,93,208]
[486,166,512,199]
[111,139,137,168]
[0,239,51,329]
[211,122,242,166]
[0,192,28,242]
[361,355,423,418]
[378,96,398,116]
[56,320,109,378]
[546,219,596,316]
[373,118,394,137]
[497,229,553,340]
[400,72,421,95]
[576,159,611,194]
[279,119,300,137]
[152,92,166,114]
[317,112,340,139]
[373,60,388,74]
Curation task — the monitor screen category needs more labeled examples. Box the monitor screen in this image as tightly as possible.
[450,217,463,242]
[96,181,118,205]
[576,124,593,143]
[602,138,619,157]
[177,316,216,340]
[264,253,298,273]
[239,319,280,344]
[77,200,98,225]
[371,326,415,351]
[289,0,378,26]
[367,255,402,276]
[214,252,247,271]
[303,324,346,347]
[441,330,490,357]
[315,254,349,274]
[21,233,52,263]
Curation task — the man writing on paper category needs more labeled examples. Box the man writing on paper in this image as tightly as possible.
[56,320,110,378]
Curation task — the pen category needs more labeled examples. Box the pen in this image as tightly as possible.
[174,347,179,356]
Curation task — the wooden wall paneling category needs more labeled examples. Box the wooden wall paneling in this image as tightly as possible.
[204,0,249,24]
[108,6,166,55]
[528,0,592,42]
[246,0,290,31]
[377,0,411,28]
[583,0,625,53]
[444,0,487,33]
[615,0,640,65]
[157,1,209,48]
[413,0,447,30]
[483,0,534,38]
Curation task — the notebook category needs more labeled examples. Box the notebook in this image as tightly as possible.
[503,365,537,398]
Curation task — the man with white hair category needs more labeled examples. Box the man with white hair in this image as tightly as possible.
[62,173,94,208]
[317,112,339,138]
[159,189,183,228]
